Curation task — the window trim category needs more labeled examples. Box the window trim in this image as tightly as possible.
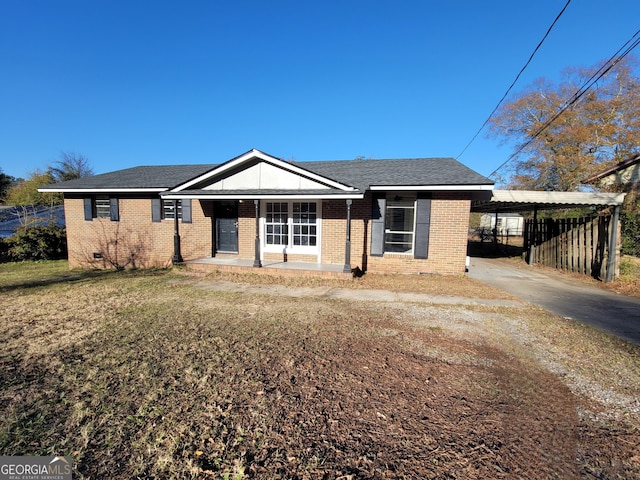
[261,200,321,255]
[371,193,431,259]
[152,198,192,223]
[95,196,111,219]
[384,197,416,255]
[84,196,119,222]
[162,199,182,220]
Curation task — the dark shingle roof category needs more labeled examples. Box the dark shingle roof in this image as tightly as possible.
[40,164,217,190]
[40,156,492,192]
[301,158,492,190]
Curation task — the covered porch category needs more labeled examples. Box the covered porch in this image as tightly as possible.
[182,256,353,279]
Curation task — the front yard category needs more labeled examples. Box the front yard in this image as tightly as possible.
[1,261,639,478]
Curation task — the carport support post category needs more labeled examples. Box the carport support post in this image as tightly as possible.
[172,200,183,264]
[253,200,262,268]
[605,205,620,283]
[343,199,352,274]
[528,206,538,265]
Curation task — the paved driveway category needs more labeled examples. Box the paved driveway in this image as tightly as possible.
[467,256,640,345]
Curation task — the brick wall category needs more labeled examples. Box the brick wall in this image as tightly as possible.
[64,196,213,269]
[65,193,471,275]
[322,192,471,275]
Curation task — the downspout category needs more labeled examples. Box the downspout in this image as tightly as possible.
[343,199,352,274]
[605,205,620,283]
[253,199,262,268]
[172,200,183,264]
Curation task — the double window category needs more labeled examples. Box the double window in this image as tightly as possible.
[265,201,318,249]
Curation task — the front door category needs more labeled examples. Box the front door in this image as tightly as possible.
[215,202,238,253]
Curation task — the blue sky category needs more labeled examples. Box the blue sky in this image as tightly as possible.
[1,0,639,182]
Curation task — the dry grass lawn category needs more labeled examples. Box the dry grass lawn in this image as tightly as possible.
[1,261,639,479]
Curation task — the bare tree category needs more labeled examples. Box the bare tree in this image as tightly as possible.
[49,151,94,182]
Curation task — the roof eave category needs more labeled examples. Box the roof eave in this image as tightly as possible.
[161,192,365,200]
[369,184,494,191]
[38,187,169,193]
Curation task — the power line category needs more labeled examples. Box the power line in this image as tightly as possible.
[456,0,572,160]
[487,27,640,178]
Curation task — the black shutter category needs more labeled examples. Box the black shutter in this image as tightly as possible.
[84,197,93,221]
[414,198,431,259]
[152,198,162,222]
[181,199,192,223]
[370,196,386,256]
[109,198,119,222]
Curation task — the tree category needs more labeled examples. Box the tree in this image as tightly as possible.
[488,57,640,191]
[48,151,93,182]
[0,168,17,203]
[4,170,60,207]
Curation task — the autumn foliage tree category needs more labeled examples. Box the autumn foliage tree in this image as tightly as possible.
[488,58,640,191]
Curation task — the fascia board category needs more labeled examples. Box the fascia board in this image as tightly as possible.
[369,184,495,191]
[161,193,365,200]
[38,188,168,193]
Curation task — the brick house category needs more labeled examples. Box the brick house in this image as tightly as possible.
[40,149,493,275]
[582,154,640,192]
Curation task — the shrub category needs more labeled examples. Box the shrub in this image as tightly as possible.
[4,225,67,262]
[621,199,640,258]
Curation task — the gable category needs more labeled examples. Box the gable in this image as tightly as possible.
[172,149,356,193]
[203,160,331,191]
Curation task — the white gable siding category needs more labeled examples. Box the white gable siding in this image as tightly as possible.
[204,162,330,191]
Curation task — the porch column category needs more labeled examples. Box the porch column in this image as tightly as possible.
[343,199,352,274]
[172,200,183,264]
[605,205,620,283]
[253,199,262,268]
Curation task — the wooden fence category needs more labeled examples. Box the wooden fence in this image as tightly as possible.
[523,215,618,279]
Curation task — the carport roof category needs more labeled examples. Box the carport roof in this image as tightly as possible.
[471,190,626,213]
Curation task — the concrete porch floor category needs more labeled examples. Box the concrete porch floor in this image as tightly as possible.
[182,257,353,279]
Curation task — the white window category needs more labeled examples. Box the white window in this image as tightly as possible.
[163,200,182,220]
[384,199,415,253]
[95,196,111,219]
[292,202,317,246]
[264,201,320,252]
[266,202,288,245]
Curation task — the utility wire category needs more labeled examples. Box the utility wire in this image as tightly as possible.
[456,0,572,160]
[487,27,640,178]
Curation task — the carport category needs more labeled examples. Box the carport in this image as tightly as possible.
[471,190,627,282]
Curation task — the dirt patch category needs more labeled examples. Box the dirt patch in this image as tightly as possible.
[1,268,639,479]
